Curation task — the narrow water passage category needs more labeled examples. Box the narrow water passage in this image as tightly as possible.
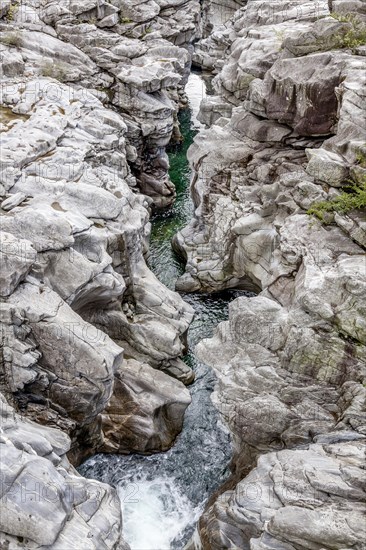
[79,73,249,549]
[147,72,207,289]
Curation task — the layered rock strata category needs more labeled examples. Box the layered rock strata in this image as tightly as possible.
[0,76,193,460]
[1,0,365,547]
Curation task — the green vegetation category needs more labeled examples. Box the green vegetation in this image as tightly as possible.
[40,60,68,82]
[120,16,133,24]
[7,1,19,21]
[355,148,366,169]
[274,28,285,50]
[1,30,20,46]
[331,12,366,49]
[141,26,152,36]
[332,12,360,23]
[307,176,366,222]
[0,31,21,47]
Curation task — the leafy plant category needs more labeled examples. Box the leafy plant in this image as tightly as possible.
[331,12,366,49]
[355,148,366,168]
[307,176,366,222]
[331,12,359,23]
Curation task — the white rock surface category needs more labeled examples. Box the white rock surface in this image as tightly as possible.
[0,2,199,544]
[0,396,130,549]
[179,1,366,547]
[1,0,366,547]
[0,76,194,453]
[189,440,366,549]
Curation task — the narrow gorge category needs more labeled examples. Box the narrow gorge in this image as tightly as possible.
[0,1,365,550]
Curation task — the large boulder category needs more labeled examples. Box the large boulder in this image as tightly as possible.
[262,53,344,135]
[189,439,366,549]
[0,62,193,462]
[0,396,130,550]
[100,358,191,453]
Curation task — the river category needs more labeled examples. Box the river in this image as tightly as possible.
[79,72,250,549]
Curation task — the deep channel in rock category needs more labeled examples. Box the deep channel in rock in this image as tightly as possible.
[79,72,254,549]
[1,1,365,548]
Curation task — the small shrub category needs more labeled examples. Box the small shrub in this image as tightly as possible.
[40,60,68,82]
[355,148,366,168]
[307,176,366,222]
[274,29,285,41]
[331,12,366,49]
[0,31,21,47]
[7,1,19,21]
[120,16,133,24]
[331,12,358,23]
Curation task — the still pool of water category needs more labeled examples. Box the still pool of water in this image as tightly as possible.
[79,72,252,549]
[147,72,207,290]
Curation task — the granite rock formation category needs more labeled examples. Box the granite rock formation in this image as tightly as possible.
[1,0,202,207]
[0,0,200,545]
[1,0,365,548]
[0,395,130,549]
[0,75,193,461]
[177,0,366,547]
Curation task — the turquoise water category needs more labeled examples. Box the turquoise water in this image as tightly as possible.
[147,72,205,290]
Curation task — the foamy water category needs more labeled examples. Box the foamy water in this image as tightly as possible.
[118,476,201,549]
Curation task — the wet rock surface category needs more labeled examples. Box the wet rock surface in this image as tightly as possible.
[0,396,130,549]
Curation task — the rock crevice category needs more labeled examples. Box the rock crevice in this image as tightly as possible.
[0,0,365,547]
